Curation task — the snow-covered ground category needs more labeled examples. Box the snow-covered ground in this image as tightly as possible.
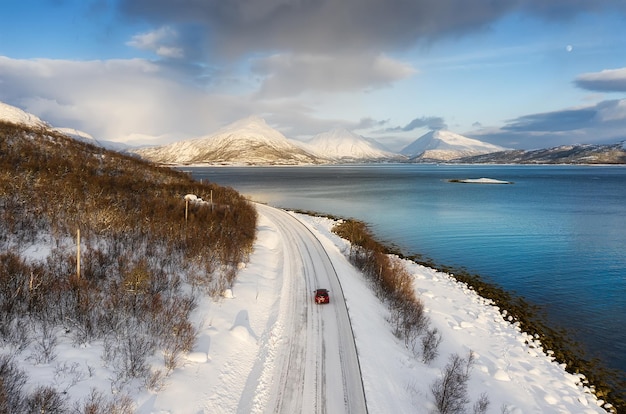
[9,204,608,413]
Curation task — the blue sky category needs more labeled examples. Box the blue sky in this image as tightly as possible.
[1,0,626,149]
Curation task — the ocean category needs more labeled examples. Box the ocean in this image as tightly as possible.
[185,164,626,380]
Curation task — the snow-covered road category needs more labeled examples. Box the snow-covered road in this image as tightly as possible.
[250,204,367,414]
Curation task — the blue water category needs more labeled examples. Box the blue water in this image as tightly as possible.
[186,164,626,378]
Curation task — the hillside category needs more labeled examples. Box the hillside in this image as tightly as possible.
[455,142,626,164]
[0,101,48,129]
[0,120,257,411]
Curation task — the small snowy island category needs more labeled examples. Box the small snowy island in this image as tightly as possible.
[448,177,513,184]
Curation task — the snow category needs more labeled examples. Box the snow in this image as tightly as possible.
[450,177,513,184]
[0,101,48,128]
[401,129,507,159]
[133,116,322,165]
[4,205,609,413]
[305,128,399,160]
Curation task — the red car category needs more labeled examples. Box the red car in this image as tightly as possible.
[314,289,330,304]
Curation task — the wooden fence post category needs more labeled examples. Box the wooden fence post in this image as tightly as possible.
[76,228,81,280]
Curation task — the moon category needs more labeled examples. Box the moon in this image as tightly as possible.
[566,45,573,52]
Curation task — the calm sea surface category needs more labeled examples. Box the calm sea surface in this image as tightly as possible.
[186,164,626,378]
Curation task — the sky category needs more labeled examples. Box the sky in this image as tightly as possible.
[1,0,626,150]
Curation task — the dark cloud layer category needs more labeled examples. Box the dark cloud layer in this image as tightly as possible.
[472,99,626,148]
[502,109,597,132]
[116,0,626,59]
[384,116,447,132]
[575,68,626,92]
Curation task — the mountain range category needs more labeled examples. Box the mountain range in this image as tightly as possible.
[131,117,507,165]
[2,101,625,165]
[453,142,626,164]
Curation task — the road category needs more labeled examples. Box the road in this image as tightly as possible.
[251,203,368,414]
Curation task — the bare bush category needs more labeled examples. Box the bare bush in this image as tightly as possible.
[472,393,490,414]
[421,327,443,364]
[2,317,31,352]
[0,253,30,331]
[145,369,166,392]
[431,351,476,414]
[103,320,156,381]
[29,321,58,364]
[71,388,134,414]
[0,354,28,413]
[53,361,87,392]
[26,385,68,413]
[162,320,196,372]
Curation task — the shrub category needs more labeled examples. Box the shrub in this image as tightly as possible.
[333,219,438,361]
[431,351,476,414]
[421,327,443,364]
[26,385,68,413]
[0,355,28,413]
[71,388,134,414]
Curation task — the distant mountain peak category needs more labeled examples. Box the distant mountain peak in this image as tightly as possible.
[401,129,506,161]
[306,128,399,160]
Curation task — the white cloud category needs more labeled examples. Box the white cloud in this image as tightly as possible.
[252,53,416,98]
[0,56,256,143]
[126,26,184,59]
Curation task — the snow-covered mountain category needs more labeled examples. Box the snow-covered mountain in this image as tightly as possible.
[305,128,402,161]
[401,129,507,161]
[53,127,130,151]
[0,101,127,151]
[133,116,326,165]
[0,101,48,129]
[456,141,626,164]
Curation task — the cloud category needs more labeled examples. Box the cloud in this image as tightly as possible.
[470,99,626,148]
[502,108,597,132]
[0,56,260,144]
[383,116,447,133]
[353,117,390,131]
[502,100,626,132]
[116,0,626,59]
[251,53,415,98]
[126,26,184,59]
[574,68,626,92]
[0,55,380,144]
